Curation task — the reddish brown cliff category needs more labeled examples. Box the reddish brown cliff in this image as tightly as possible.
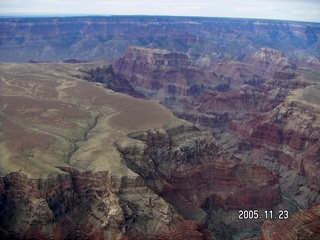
[0,166,213,240]
[113,175,213,240]
[118,125,281,220]
[111,46,320,238]
[113,45,320,201]
[0,168,126,240]
[0,62,219,240]
[114,46,209,98]
[230,99,320,187]
[112,47,295,124]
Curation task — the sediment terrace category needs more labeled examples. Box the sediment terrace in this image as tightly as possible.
[0,62,175,178]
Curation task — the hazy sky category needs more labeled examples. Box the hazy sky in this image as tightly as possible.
[1,0,320,22]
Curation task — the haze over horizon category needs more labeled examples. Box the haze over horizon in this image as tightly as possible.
[1,0,320,23]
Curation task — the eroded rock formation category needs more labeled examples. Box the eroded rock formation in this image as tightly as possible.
[114,46,208,98]
[117,124,281,238]
[0,169,126,240]
[112,45,320,238]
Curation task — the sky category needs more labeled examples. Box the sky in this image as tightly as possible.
[1,0,320,23]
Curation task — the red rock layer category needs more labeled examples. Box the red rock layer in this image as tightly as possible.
[230,102,320,185]
[0,166,214,240]
[258,204,320,240]
[113,174,213,240]
[113,46,212,97]
[0,169,126,240]
[112,47,295,135]
[118,125,281,219]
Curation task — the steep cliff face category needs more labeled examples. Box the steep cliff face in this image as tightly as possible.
[113,45,320,191]
[113,175,212,240]
[114,47,296,93]
[0,167,213,240]
[244,47,296,73]
[230,100,320,211]
[117,124,281,238]
[77,64,145,98]
[114,46,208,98]
[210,47,296,89]
[232,102,320,172]
[0,169,126,240]
[173,84,276,135]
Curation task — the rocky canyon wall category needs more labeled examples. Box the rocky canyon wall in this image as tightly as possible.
[0,168,126,240]
[111,45,320,238]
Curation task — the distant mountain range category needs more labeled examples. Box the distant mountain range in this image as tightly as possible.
[0,16,319,63]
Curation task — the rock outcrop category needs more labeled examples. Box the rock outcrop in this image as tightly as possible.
[113,175,211,240]
[210,47,296,89]
[113,47,293,134]
[244,47,296,73]
[78,64,145,98]
[114,46,208,98]
[230,99,320,207]
[0,167,214,240]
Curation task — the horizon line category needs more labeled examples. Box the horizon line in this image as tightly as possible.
[0,13,319,24]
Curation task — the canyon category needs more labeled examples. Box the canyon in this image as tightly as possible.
[0,16,320,239]
[112,45,320,238]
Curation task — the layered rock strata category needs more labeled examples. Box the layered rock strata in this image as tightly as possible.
[117,125,281,238]
[112,46,320,238]
[113,175,211,240]
[114,46,209,98]
[112,46,298,137]
[0,169,126,240]
[113,46,320,200]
